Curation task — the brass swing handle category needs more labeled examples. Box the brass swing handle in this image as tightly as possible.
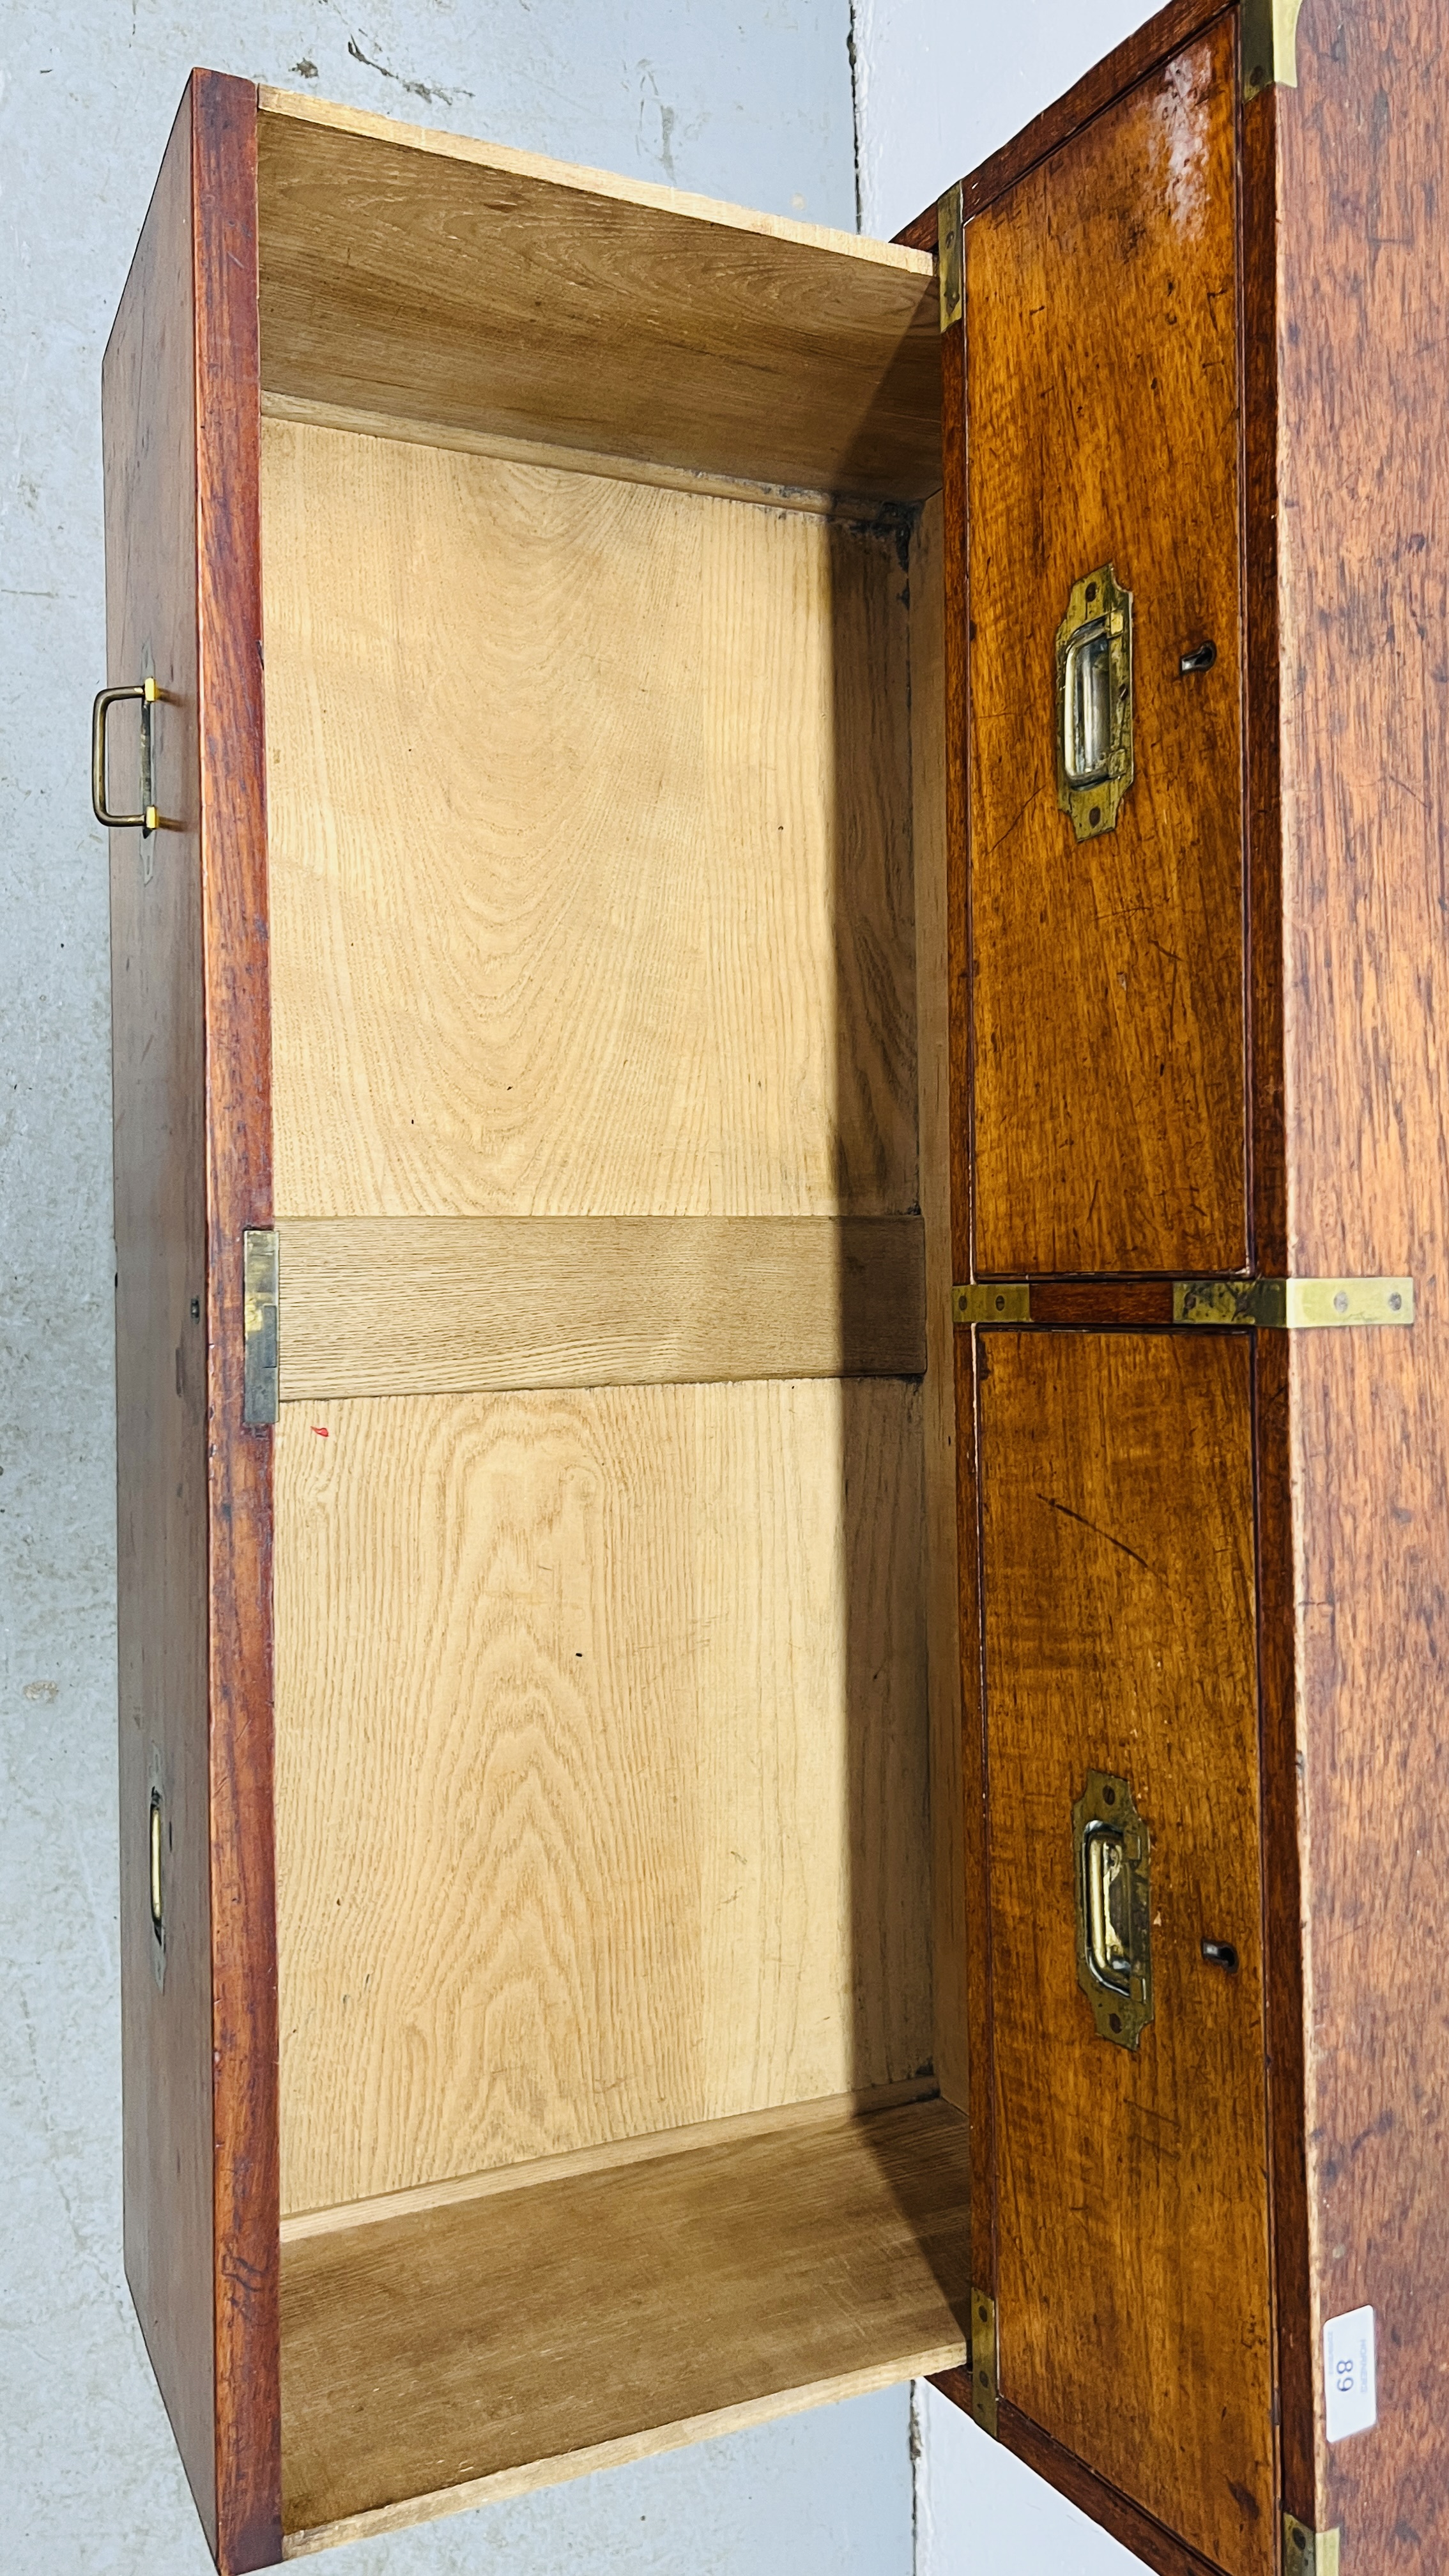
[91,677,180,832]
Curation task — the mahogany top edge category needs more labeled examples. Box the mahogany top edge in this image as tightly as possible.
[892,0,1234,248]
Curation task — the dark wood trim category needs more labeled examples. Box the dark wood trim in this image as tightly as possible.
[1238,57,1312,2543]
[940,298,996,2294]
[1251,1330,1312,2530]
[941,317,971,1291]
[995,2403,1230,2576]
[893,204,939,257]
[1006,1282,1179,1324]
[954,1331,995,2294]
[1241,79,1286,1280]
[893,0,1234,245]
[192,70,282,2575]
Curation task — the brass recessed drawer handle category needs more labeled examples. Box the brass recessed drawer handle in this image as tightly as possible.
[91,676,179,832]
[1055,564,1134,841]
[1073,1768,1154,2048]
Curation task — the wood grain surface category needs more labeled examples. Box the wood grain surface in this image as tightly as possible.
[192,79,282,2572]
[280,2096,971,2541]
[105,70,281,2572]
[966,21,1247,1276]
[274,1380,931,2213]
[261,417,919,1222]
[256,90,940,502]
[261,388,843,516]
[910,495,967,2113]
[978,1331,1272,2576]
[279,2080,941,2242]
[274,1216,924,1397]
[1267,1,1449,2554]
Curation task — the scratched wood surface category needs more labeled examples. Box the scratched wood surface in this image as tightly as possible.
[280,2096,970,2545]
[274,1379,931,2213]
[965,20,1246,1276]
[256,90,940,502]
[1267,0,1449,2556]
[261,416,917,1222]
[979,1331,1272,2576]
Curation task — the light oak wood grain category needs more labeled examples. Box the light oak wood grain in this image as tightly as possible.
[284,2357,960,2559]
[274,1215,925,1397]
[908,495,967,2114]
[261,390,846,517]
[261,417,919,1222]
[280,2095,970,2543]
[275,1381,931,2214]
[279,2078,942,2244]
[256,91,940,502]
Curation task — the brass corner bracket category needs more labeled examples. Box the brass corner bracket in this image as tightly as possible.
[968,2288,998,2436]
[937,181,963,331]
[1243,0,1305,100]
[953,1283,1031,1324]
[1284,2516,1340,2576]
[1174,1276,1413,1330]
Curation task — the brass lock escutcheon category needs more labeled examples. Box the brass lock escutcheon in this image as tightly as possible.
[1055,564,1133,841]
[1073,1768,1153,2048]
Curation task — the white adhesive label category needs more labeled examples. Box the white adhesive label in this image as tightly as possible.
[1323,2304,1377,2442]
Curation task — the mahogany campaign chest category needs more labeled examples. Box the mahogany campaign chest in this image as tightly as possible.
[98,4,1447,2568]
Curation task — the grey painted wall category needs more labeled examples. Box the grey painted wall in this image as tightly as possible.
[0,8,905,2573]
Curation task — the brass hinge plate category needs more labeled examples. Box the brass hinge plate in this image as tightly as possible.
[937,182,963,331]
[968,2287,997,2435]
[243,1227,279,1426]
[1243,0,1305,100]
[954,1283,1031,1324]
[1284,2517,1340,2576]
[1174,1276,1413,1329]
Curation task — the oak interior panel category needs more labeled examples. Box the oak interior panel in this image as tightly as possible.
[275,1380,932,2214]
[275,1216,925,1399]
[261,145,952,2540]
[280,2096,971,2547]
[967,18,1247,1276]
[979,1330,1272,2576]
[256,90,940,502]
[262,415,917,1222]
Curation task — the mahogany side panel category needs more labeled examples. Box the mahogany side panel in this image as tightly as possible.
[194,72,282,2575]
[104,68,279,2574]
[1273,0,1449,2556]
[105,77,216,2556]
